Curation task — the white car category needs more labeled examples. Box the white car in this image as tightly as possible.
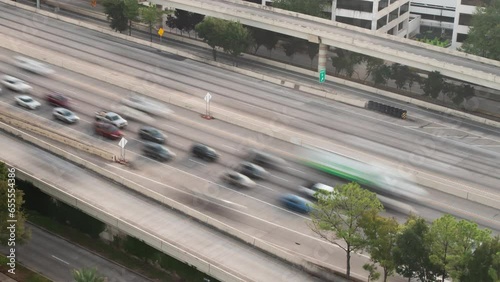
[121,95,173,116]
[1,75,32,93]
[222,171,256,188]
[14,56,54,75]
[52,107,79,124]
[15,95,41,110]
[95,111,128,128]
[299,183,335,200]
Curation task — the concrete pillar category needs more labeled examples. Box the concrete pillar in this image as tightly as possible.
[330,0,337,21]
[318,42,328,73]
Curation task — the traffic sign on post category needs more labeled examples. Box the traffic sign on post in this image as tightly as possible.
[118,137,128,148]
[202,92,213,120]
[157,28,164,37]
[319,69,326,83]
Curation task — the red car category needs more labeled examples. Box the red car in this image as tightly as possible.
[94,122,123,140]
[46,93,72,109]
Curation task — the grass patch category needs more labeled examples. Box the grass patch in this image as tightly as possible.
[0,255,52,282]
[27,212,181,282]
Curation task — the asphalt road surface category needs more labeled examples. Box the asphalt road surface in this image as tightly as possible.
[0,223,151,282]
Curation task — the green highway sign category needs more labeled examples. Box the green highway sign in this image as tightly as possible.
[319,69,326,83]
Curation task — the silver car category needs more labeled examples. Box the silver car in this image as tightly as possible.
[15,95,40,109]
[222,171,256,188]
[53,107,79,123]
[14,56,54,75]
[2,76,32,93]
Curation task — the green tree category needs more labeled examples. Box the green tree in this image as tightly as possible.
[102,0,128,33]
[390,63,411,90]
[282,37,306,62]
[361,214,399,282]
[331,48,364,77]
[221,21,253,63]
[0,162,29,246]
[123,0,140,36]
[363,263,381,282]
[371,64,391,86]
[447,219,492,281]
[393,216,437,282]
[363,56,384,82]
[307,42,319,68]
[460,236,500,282]
[310,182,383,278]
[422,71,444,99]
[196,17,226,61]
[171,9,205,37]
[140,3,164,43]
[428,214,458,282]
[272,0,329,18]
[72,267,106,282]
[248,27,279,55]
[460,0,500,61]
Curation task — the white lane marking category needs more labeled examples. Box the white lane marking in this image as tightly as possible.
[271,174,289,182]
[170,141,184,147]
[257,184,274,191]
[164,124,179,130]
[223,144,237,150]
[287,166,304,174]
[474,144,500,147]
[105,163,316,238]
[188,158,206,166]
[51,255,69,265]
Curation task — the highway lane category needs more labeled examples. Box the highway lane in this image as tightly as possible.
[0,133,328,282]
[0,224,152,282]
[0,6,498,197]
[1,51,499,237]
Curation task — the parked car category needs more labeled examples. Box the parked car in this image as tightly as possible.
[222,171,256,188]
[14,56,54,75]
[142,142,175,162]
[1,75,32,93]
[299,183,335,200]
[191,144,219,162]
[95,111,127,128]
[46,93,72,109]
[52,107,79,124]
[237,162,269,179]
[139,126,166,144]
[15,95,40,110]
[247,149,287,168]
[94,122,123,140]
[280,194,313,213]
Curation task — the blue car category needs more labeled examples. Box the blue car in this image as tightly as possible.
[280,194,313,213]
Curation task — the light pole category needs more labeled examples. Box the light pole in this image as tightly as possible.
[36,0,40,9]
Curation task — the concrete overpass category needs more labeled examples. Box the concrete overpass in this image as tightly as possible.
[153,0,500,91]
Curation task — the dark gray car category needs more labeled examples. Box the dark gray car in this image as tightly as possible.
[142,142,175,162]
[139,126,166,144]
[191,144,218,162]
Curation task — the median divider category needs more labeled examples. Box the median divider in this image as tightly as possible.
[0,107,116,162]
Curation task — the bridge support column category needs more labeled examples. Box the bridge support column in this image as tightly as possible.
[317,42,328,73]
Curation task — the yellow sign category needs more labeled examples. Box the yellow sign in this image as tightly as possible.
[157,28,164,37]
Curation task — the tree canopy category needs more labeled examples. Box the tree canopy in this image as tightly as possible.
[460,0,500,61]
[310,182,383,278]
[102,0,128,33]
[72,267,106,282]
[140,3,165,42]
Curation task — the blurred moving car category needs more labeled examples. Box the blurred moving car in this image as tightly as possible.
[15,95,40,110]
[142,142,175,162]
[247,149,287,168]
[46,93,72,109]
[222,171,256,188]
[95,111,128,128]
[94,122,123,140]
[14,56,54,75]
[280,194,313,213]
[139,126,166,144]
[1,75,32,93]
[237,162,269,179]
[121,95,173,116]
[299,183,335,200]
[52,107,79,124]
[111,104,155,124]
[191,144,219,162]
